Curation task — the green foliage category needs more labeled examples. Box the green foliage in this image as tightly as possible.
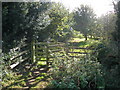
[2,47,25,68]
[1,57,17,87]
[47,3,74,42]
[2,1,120,89]
[36,76,44,80]
[73,5,96,40]
[97,12,116,40]
[49,48,104,89]
[94,41,120,88]
[2,2,51,52]
[50,79,77,89]
[94,1,120,88]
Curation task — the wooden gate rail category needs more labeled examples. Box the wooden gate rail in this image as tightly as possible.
[33,42,93,67]
[9,43,30,69]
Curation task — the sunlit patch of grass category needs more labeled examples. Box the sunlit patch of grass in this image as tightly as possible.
[10,85,23,88]
[17,80,26,86]
[33,81,49,88]
[85,39,101,48]
[2,72,28,88]
[66,37,101,58]
[41,73,47,76]
[2,80,14,87]
[78,41,87,47]
[70,38,85,42]
[2,37,101,89]
[37,61,46,65]
[41,57,47,60]
[36,76,44,80]
[72,38,101,48]
[69,49,85,52]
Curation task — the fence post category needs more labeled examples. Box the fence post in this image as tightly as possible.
[65,42,69,55]
[31,40,35,63]
[46,43,49,67]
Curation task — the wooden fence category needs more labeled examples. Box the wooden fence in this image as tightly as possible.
[33,42,93,67]
[9,43,30,69]
[8,41,93,69]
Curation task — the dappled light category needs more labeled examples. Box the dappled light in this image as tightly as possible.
[1,0,120,89]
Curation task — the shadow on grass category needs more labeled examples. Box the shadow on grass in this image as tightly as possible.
[2,60,50,89]
[69,41,87,47]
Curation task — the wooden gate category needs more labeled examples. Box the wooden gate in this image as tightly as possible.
[33,42,93,67]
[33,42,65,66]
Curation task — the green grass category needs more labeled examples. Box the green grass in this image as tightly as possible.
[70,49,85,52]
[69,38,85,42]
[69,37,101,47]
[36,76,44,80]
[41,57,47,60]
[2,37,101,89]
[37,61,46,65]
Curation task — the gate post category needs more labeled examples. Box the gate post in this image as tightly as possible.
[31,40,35,63]
[46,43,49,67]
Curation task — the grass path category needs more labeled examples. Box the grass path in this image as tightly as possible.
[2,37,100,89]
[70,38,85,42]
[3,63,51,89]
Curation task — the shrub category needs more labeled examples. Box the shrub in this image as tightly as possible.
[1,52,18,87]
[49,49,104,89]
[95,42,120,88]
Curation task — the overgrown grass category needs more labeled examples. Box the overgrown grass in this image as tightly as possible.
[47,37,105,89]
[2,37,102,89]
[37,61,46,66]
[49,52,104,89]
[69,37,101,47]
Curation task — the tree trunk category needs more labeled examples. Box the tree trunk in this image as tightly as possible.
[85,35,87,41]
[90,35,93,39]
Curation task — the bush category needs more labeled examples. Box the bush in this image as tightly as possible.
[50,79,77,89]
[95,42,120,88]
[0,52,17,87]
[49,50,104,89]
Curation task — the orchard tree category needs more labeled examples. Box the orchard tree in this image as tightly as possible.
[97,12,116,40]
[73,5,96,40]
[45,2,74,42]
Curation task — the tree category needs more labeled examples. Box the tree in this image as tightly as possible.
[2,2,50,52]
[97,1,120,88]
[97,12,116,40]
[73,5,96,40]
[45,2,74,42]
[113,1,120,53]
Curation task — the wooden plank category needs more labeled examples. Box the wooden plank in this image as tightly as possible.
[37,60,53,61]
[50,49,62,52]
[35,51,46,55]
[36,56,47,58]
[36,47,46,49]
[48,44,65,47]
[11,44,28,51]
[69,56,84,58]
[36,56,52,58]
[10,50,29,60]
[34,42,64,45]
[34,42,48,45]
[36,54,51,57]
[10,57,29,69]
[67,46,87,49]
[68,52,88,54]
